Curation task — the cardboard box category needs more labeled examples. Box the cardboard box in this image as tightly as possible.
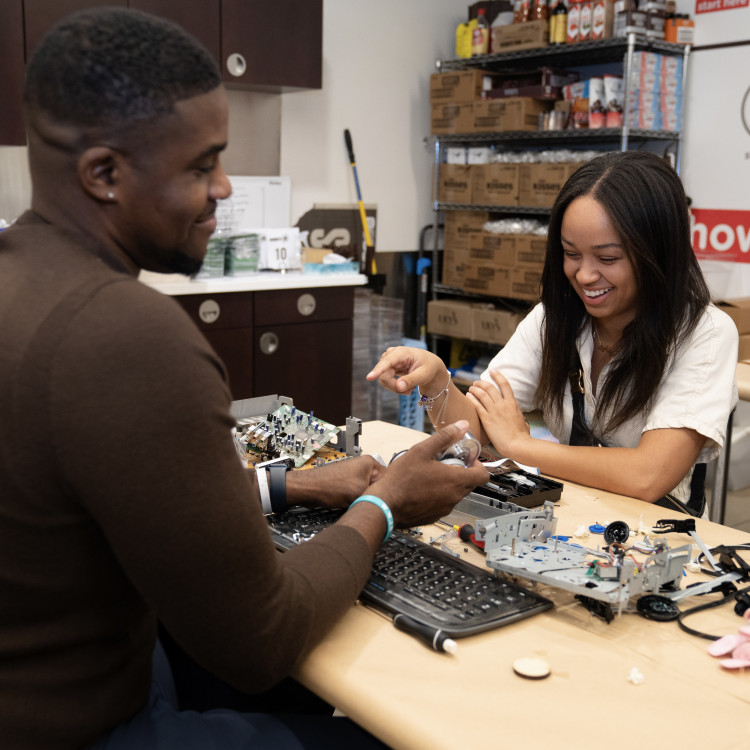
[491,20,549,52]
[508,267,543,301]
[302,247,332,264]
[519,163,571,208]
[473,97,549,133]
[441,243,470,287]
[430,70,488,105]
[473,307,526,345]
[427,299,476,339]
[468,232,546,267]
[715,298,750,335]
[443,211,489,246]
[484,67,580,101]
[431,102,474,135]
[438,164,473,203]
[515,233,548,265]
[471,164,519,206]
[461,264,511,297]
[738,333,750,361]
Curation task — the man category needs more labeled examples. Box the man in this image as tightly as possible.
[0,8,488,750]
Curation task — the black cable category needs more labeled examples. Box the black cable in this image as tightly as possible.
[677,583,750,641]
[695,544,750,577]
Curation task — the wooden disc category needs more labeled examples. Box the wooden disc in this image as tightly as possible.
[512,657,551,679]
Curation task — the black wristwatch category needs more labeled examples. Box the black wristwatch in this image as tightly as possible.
[267,461,289,514]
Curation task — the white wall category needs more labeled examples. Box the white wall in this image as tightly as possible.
[0,147,32,223]
[677,0,750,297]
[0,88,281,224]
[279,0,464,252]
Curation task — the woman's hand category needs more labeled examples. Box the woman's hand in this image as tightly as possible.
[366,347,447,396]
[466,370,531,457]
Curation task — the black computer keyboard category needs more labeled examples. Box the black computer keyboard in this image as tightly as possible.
[267,507,553,637]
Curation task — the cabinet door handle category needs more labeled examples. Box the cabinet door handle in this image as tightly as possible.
[226,53,247,77]
[259,331,279,355]
[297,293,317,316]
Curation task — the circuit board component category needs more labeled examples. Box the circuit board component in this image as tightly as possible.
[235,404,341,468]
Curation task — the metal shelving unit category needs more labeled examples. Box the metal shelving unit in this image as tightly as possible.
[429,32,691,355]
[437,36,690,72]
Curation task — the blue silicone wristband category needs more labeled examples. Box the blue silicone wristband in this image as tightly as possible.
[350,495,394,544]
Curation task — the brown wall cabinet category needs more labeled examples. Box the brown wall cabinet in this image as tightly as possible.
[2,0,323,145]
[175,287,354,426]
[0,0,26,145]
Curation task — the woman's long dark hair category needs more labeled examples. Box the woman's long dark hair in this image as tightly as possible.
[537,151,710,436]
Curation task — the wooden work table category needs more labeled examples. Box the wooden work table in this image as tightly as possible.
[293,421,750,750]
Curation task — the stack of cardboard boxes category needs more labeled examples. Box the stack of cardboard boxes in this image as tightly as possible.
[426,298,528,347]
[430,70,552,136]
[438,160,579,209]
[441,210,548,302]
[439,153,572,303]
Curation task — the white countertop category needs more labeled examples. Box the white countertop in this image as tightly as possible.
[139,270,367,295]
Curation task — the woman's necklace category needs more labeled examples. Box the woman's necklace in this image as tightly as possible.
[593,324,619,359]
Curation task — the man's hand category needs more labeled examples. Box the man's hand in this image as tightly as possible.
[286,455,387,509]
[366,421,490,528]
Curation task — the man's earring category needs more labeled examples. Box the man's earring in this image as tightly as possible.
[107,191,115,200]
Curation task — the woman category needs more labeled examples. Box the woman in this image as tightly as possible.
[368,151,738,515]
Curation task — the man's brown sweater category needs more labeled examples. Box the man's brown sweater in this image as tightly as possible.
[0,212,372,750]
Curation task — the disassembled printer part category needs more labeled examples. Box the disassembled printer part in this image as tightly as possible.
[230,395,362,469]
[441,473,563,530]
[470,503,731,620]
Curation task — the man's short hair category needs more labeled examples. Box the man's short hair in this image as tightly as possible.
[24,7,221,130]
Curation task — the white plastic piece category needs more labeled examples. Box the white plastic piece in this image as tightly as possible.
[443,638,458,656]
[627,667,644,685]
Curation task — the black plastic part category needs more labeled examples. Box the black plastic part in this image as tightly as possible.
[473,470,564,508]
[575,594,614,624]
[457,524,474,542]
[637,594,680,621]
[603,520,630,545]
[366,274,387,294]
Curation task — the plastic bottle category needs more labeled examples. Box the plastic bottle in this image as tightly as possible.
[532,0,549,21]
[550,0,568,43]
[471,8,490,55]
[456,21,473,57]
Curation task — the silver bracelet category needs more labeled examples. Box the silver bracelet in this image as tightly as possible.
[417,370,451,412]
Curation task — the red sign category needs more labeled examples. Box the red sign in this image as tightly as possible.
[692,208,750,262]
[695,0,748,13]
